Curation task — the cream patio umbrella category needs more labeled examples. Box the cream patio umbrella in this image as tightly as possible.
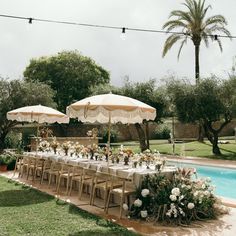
[66,93,156,147]
[7,104,69,151]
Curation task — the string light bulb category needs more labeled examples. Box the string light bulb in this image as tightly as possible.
[28,18,33,24]
[120,27,126,40]
[214,35,218,40]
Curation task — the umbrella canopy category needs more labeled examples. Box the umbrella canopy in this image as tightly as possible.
[7,105,69,124]
[66,93,156,124]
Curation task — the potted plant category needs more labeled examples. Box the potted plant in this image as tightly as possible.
[0,154,10,171]
[0,153,16,172]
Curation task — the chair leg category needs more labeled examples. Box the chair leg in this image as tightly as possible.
[40,171,45,184]
[66,177,71,195]
[48,173,52,188]
[56,176,61,193]
[103,190,108,210]
[32,168,36,181]
[17,165,22,178]
[26,167,30,180]
[91,185,97,205]
[89,183,94,205]
[119,195,125,219]
[105,191,111,213]
[78,181,84,200]
[69,179,73,196]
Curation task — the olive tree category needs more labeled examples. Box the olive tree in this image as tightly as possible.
[167,77,236,155]
[0,78,56,152]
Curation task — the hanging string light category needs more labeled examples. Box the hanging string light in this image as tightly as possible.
[0,13,235,39]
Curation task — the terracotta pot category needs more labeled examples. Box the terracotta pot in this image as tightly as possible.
[0,165,8,172]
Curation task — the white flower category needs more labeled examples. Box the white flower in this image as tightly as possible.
[166,211,171,217]
[122,203,128,211]
[187,203,195,209]
[206,177,211,182]
[179,207,185,216]
[204,190,210,196]
[171,187,180,196]
[201,184,206,189]
[169,195,177,202]
[140,210,148,218]
[194,191,199,197]
[141,189,150,197]
[186,185,192,190]
[209,186,215,192]
[134,198,142,207]
[179,195,184,201]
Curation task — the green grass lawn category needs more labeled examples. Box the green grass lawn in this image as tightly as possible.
[117,140,236,160]
[0,176,138,236]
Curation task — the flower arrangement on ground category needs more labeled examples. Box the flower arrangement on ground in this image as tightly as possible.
[128,171,228,225]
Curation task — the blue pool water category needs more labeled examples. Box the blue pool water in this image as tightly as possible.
[168,161,236,199]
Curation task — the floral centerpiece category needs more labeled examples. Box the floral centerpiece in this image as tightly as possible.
[87,130,93,137]
[126,170,228,225]
[50,137,60,154]
[39,127,53,138]
[61,141,72,156]
[87,128,98,139]
[87,143,99,160]
[74,142,84,156]
[118,145,133,165]
[140,149,155,169]
[103,145,112,162]
[38,140,50,152]
[132,153,140,168]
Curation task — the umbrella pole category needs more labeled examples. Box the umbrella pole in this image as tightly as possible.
[107,111,111,166]
[36,119,40,155]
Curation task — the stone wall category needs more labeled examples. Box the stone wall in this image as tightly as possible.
[14,119,236,142]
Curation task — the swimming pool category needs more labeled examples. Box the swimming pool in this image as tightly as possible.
[168,161,236,200]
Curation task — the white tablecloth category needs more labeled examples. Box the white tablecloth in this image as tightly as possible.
[25,152,176,187]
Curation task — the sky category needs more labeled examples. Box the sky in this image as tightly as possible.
[0,0,236,86]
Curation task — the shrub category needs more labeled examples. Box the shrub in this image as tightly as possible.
[4,131,22,149]
[155,125,171,139]
[100,128,119,143]
[128,171,228,225]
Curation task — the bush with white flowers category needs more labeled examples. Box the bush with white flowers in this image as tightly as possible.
[128,173,228,225]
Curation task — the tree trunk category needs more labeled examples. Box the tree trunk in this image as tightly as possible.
[145,121,150,149]
[195,44,200,85]
[212,136,221,155]
[0,135,6,153]
[135,123,148,152]
[202,122,222,155]
[197,122,204,142]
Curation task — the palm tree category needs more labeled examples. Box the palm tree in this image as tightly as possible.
[162,0,231,84]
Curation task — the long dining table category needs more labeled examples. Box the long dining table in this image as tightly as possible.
[24,152,177,187]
